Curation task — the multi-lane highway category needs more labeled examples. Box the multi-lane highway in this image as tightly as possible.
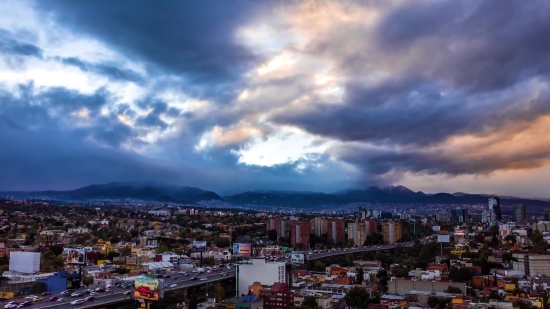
[4,270,234,309]
[2,238,435,309]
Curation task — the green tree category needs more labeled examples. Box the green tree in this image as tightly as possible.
[189,292,198,309]
[214,237,231,248]
[0,264,8,275]
[50,246,64,256]
[300,296,319,309]
[30,282,47,293]
[445,286,463,294]
[377,269,389,286]
[213,284,225,301]
[448,267,472,282]
[82,276,94,286]
[427,296,439,308]
[313,261,326,272]
[344,286,371,309]
[391,265,408,277]
[157,245,169,254]
[267,230,278,241]
[357,267,364,284]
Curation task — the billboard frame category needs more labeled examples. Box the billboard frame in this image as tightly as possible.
[233,243,252,257]
[134,277,160,301]
[437,235,450,243]
[192,241,207,252]
[291,253,305,264]
[66,248,86,265]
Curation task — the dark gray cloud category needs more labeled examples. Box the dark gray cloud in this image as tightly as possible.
[36,1,272,86]
[60,57,145,84]
[0,28,43,58]
[376,0,550,93]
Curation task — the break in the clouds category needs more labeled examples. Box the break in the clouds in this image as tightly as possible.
[1,0,550,197]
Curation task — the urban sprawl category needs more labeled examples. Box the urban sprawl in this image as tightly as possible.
[0,196,548,309]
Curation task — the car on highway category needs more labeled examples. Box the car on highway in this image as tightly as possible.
[16,301,33,308]
[60,291,71,296]
[199,277,207,281]
[31,297,42,302]
[94,288,105,293]
[190,276,197,280]
[56,298,66,302]
[220,272,227,277]
[169,284,177,287]
[24,296,38,300]
[49,297,60,301]
[71,292,83,297]
[4,302,19,309]
[70,299,85,306]
[84,296,95,302]
[41,292,51,296]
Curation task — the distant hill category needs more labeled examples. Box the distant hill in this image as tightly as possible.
[224,185,550,209]
[3,183,550,210]
[2,182,222,204]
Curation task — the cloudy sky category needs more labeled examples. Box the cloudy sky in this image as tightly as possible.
[1,0,550,197]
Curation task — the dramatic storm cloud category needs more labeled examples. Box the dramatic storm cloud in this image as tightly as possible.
[1,0,550,197]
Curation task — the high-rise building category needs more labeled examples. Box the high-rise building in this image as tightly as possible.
[327,220,345,244]
[382,220,402,244]
[266,218,281,233]
[488,196,502,222]
[290,221,311,249]
[514,204,527,223]
[347,220,377,246]
[451,209,468,223]
[270,220,292,240]
[311,217,328,237]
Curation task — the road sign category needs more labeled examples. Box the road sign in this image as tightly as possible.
[291,253,305,264]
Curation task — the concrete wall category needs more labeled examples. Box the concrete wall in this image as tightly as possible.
[388,278,466,296]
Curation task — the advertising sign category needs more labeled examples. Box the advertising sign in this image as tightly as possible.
[291,253,305,264]
[454,229,466,235]
[437,235,450,243]
[192,241,207,252]
[233,243,252,256]
[134,277,159,301]
[66,248,86,265]
[432,226,440,232]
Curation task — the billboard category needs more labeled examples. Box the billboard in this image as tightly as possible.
[66,248,86,265]
[233,243,252,256]
[432,226,440,232]
[291,253,305,264]
[134,277,159,301]
[438,235,450,243]
[192,241,207,252]
[454,229,466,236]
[9,252,41,273]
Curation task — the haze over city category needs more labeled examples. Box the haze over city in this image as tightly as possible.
[2,1,550,198]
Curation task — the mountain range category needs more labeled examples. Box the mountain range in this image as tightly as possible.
[2,182,550,210]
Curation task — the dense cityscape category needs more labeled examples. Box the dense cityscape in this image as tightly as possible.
[0,195,547,309]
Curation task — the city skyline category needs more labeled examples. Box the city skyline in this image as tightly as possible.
[2,1,550,198]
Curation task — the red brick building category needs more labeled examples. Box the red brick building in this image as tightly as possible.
[327,220,345,244]
[260,282,294,309]
[290,221,310,249]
